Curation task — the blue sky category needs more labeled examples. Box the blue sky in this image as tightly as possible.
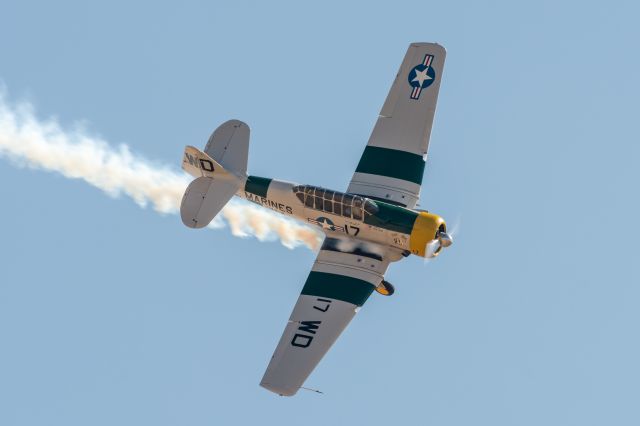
[1,1,639,425]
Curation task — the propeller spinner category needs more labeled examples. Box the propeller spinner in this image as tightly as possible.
[428,230,454,257]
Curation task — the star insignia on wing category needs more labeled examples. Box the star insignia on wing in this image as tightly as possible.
[412,68,433,87]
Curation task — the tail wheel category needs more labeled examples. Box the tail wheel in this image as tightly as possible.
[375,280,395,296]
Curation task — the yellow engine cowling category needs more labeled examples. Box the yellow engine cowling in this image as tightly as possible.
[409,212,446,257]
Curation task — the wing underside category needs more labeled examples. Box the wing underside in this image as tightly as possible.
[260,238,390,396]
[347,42,446,208]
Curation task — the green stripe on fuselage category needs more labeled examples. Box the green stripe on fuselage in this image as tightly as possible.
[358,194,406,207]
[364,201,418,235]
[355,146,425,185]
[244,176,272,198]
[301,271,375,306]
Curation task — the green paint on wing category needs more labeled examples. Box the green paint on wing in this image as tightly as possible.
[244,175,272,198]
[301,271,375,307]
[355,146,425,185]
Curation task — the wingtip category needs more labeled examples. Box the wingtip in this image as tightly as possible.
[260,382,298,397]
[409,42,447,53]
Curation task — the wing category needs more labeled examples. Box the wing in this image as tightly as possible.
[347,42,446,209]
[260,237,391,396]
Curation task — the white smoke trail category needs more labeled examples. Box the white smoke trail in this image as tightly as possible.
[0,95,323,250]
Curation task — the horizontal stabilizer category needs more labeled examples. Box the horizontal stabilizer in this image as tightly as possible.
[180,176,240,228]
[205,120,250,176]
[182,146,231,179]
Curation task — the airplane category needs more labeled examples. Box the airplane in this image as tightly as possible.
[179,42,452,396]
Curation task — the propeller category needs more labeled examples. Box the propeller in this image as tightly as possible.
[426,217,459,258]
[447,216,461,240]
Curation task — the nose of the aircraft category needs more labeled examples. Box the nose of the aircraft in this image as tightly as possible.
[439,232,453,247]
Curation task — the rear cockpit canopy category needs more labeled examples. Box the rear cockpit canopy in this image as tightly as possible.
[292,185,378,221]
